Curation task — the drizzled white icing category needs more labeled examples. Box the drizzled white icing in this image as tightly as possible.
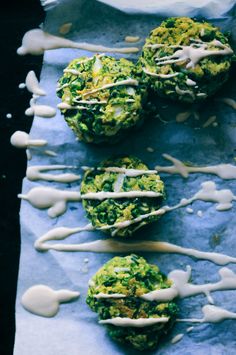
[17,29,139,56]
[25,71,46,96]
[155,154,236,180]
[21,285,79,317]
[26,165,81,183]
[10,131,47,149]
[99,317,169,327]
[178,304,236,324]
[141,266,236,304]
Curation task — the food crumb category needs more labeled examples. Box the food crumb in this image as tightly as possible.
[59,22,73,35]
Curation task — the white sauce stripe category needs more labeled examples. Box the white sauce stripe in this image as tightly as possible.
[10,131,47,149]
[99,317,169,327]
[83,79,139,97]
[26,165,81,183]
[155,154,236,180]
[17,29,139,56]
[141,266,236,304]
[178,305,236,324]
[34,233,236,267]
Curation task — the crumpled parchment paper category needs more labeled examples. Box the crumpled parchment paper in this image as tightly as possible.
[14,1,236,354]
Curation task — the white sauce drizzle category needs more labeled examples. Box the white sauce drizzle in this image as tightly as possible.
[187,326,194,332]
[171,333,184,344]
[44,150,57,157]
[217,98,236,110]
[99,317,169,327]
[18,186,163,217]
[17,29,139,56]
[143,67,179,79]
[6,113,12,119]
[26,165,81,183]
[25,104,56,118]
[154,40,233,69]
[18,187,81,218]
[175,86,195,100]
[94,293,127,299]
[125,36,140,43]
[83,79,138,97]
[10,131,47,149]
[155,154,236,180]
[57,102,88,110]
[114,267,130,272]
[186,207,194,214]
[25,71,46,96]
[21,285,79,318]
[82,166,158,177]
[178,304,236,324]
[34,232,236,267]
[176,111,192,123]
[186,79,196,86]
[203,115,217,128]
[141,266,236,304]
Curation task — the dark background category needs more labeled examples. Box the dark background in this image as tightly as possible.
[0,1,44,354]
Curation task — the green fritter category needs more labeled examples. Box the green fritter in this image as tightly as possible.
[57,55,147,144]
[87,255,178,351]
[139,17,234,103]
[80,156,165,237]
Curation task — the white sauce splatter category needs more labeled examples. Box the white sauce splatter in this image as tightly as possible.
[18,187,81,218]
[17,29,139,56]
[26,165,81,183]
[21,285,79,318]
[203,115,216,128]
[10,131,47,149]
[6,113,12,119]
[25,71,46,96]
[155,40,233,69]
[141,266,236,304]
[178,304,236,324]
[155,154,236,180]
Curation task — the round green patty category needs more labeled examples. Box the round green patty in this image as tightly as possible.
[87,254,178,351]
[80,156,165,237]
[139,17,234,103]
[57,55,147,144]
